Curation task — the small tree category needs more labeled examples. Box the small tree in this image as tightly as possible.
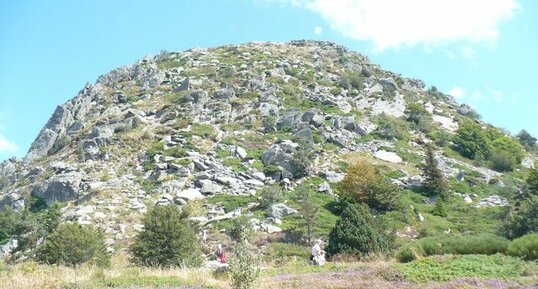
[516,129,537,148]
[259,184,283,209]
[327,202,389,258]
[422,144,447,198]
[130,204,203,267]
[229,241,261,289]
[36,223,109,267]
[229,215,253,242]
[295,187,320,245]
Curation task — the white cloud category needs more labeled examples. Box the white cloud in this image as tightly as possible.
[0,134,18,154]
[276,0,519,51]
[314,26,323,35]
[449,86,466,99]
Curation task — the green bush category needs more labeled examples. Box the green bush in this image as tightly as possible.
[327,202,390,258]
[397,254,534,282]
[374,114,410,141]
[453,121,490,159]
[507,233,538,260]
[229,215,253,242]
[527,167,538,195]
[404,103,432,132]
[259,185,283,209]
[36,223,109,267]
[130,205,203,267]
[396,234,510,262]
[500,196,538,239]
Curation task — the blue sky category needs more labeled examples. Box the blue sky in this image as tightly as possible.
[0,0,536,161]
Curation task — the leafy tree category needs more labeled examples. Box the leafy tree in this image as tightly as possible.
[422,144,447,197]
[327,202,390,257]
[229,241,261,289]
[290,141,314,178]
[453,121,490,159]
[295,187,320,245]
[516,129,537,148]
[339,161,401,212]
[130,204,203,267]
[36,223,109,267]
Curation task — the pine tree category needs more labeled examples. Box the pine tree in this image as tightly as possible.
[422,144,447,198]
[326,202,389,257]
[295,187,320,246]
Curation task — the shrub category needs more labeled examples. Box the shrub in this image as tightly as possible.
[229,241,261,289]
[507,233,538,260]
[327,202,390,258]
[258,184,284,209]
[395,234,510,263]
[130,204,203,267]
[500,196,538,239]
[339,161,401,212]
[374,114,409,141]
[526,167,538,195]
[489,150,516,172]
[405,103,432,132]
[229,215,253,242]
[453,121,490,159]
[36,223,109,267]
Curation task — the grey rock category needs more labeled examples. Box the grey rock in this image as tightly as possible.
[267,203,298,219]
[235,146,248,159]
[318,182,332,194]
[198,180,223,195]
[325,171,345,183]
[213,87,235,99]
[0,238,18,258]
[259,102,279,117]
[31,171,90,205]
[374,150,402,163]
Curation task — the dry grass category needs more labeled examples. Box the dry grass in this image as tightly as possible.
[0,254,225,289]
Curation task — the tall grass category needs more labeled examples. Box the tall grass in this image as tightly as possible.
[396,234,510,262]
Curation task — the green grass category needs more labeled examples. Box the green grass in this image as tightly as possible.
[101,276,219,288]
[206,194,257,213]
[397,254,537,282]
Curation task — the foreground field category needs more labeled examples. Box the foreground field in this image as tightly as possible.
[1,254,537,289]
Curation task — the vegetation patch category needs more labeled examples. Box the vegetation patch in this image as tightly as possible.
[397,254,536,282]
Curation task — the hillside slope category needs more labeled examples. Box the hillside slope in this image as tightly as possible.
[0,40,536,256]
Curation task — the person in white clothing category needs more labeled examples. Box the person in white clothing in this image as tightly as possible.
[310,239,325,265]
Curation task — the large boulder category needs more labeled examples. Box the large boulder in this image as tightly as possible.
[261,141,304,179]
[31,171,90,205]
[267,203,298,219]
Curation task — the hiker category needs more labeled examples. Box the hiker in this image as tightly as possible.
[310,239,325,265]
[216,243,227,264]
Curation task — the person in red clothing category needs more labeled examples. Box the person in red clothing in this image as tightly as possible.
[216,243,227,264]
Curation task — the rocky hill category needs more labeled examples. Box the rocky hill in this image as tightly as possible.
[0,40,536,257]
